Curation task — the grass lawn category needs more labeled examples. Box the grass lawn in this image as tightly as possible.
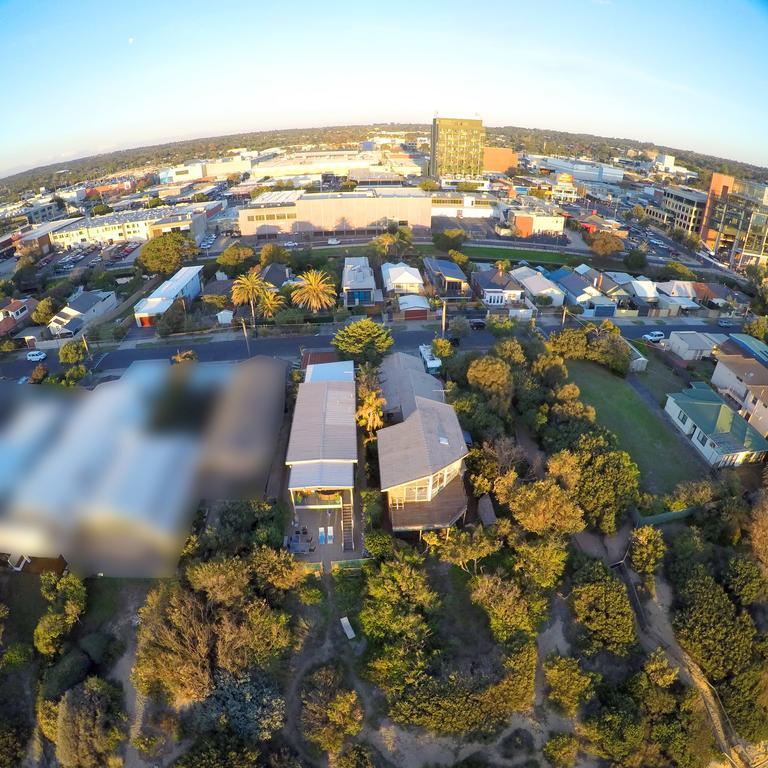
[81,577,153,634]
[567,360,706,494]
[0,572,47,645]
[635,347,689,406]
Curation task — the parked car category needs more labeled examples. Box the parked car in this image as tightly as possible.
[717,318,735,327]
[327,238,341,245]
[448,336,460,347]
[469,318,487,330]
[642,331,665,343]
[284,241,299,248]
[26,350,47,362]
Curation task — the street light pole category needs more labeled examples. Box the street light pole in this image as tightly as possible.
[241,317,251,358]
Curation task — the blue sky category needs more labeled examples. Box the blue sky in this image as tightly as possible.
[1,0,767,177]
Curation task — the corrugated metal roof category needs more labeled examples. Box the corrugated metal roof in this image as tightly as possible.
[378,396,467,490]
[286,380,357,463]
[288,462,354,490]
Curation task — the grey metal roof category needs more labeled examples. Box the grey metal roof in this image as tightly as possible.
[379,352,444,418]
[68,290,107,314]
[377,396,467,490]
[286,380,357,464]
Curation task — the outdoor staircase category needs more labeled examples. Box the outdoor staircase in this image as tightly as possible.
[342,504,354,551]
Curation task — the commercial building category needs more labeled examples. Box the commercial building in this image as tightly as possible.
[665,382,768,467]
[526,155,624,184]
[507,202,565,237]
[48,290,117,337]
[49,204,216,248]
[251,150,382,179]
[134,265,203,327]
[0,195,61,225]
[347,168,404,187]
[429,117,485,180]
[239,189,431,238]
[482,147,518,174]
[644,186,707,234]
[430,192,500,219]
[700,174,768,266]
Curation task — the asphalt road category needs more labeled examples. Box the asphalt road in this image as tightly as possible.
[0,318,744,381]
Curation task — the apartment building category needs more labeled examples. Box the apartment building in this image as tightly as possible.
[429,117,485,180]
[701,174,768,265]
[238,189,431,238]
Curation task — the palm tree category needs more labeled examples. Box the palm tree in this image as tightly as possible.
[495,259,510,276]
[231,271,268,326]
[356,389,385,441]
[291,269,336,313]
[257,290,285,319]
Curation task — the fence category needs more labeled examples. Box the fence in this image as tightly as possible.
[631,506,696,526]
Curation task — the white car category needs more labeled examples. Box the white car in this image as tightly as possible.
[26,350,47,362]
[327,238,341,245]
[284,241,299,248]
[642,331,665,343]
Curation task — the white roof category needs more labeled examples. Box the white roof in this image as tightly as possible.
[381,262,423,291]
[342,256,376,291]
[398,294,430,311]
[520,272,563,295]
[655,280,697,299]
[305,360,355,383]
[511,265,539,281]
[135,265,203,316]
[630,280,658,298]
[670,331,714,350]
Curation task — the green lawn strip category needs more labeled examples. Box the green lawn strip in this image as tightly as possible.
[639,348,693,405]
[567,360,703,494]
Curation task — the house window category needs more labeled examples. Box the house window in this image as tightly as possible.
[697,431,708,446]
[677,411,688,425]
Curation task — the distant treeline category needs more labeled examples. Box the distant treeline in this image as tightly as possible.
[1,123,766,202]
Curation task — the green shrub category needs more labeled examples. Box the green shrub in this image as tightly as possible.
[41,647,92,700]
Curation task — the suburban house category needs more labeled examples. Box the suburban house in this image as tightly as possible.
[665,382,768,467]
[470,266,527,311]
[510,265,565,307]
[381,262,424,295]
[48,290,117,337]
[0,363,202,576]
[377,352,468,532]
[258,262,293,291]
[655,280,702,314]
[422,257,470,299]
[573,264,628,303]
[549,267,616,316]
[285,360,358,552]
[134,265,203,327]
[668,331,719,361]
[198,357,287,500]
[692,282,750,313]
[0,298,38,338]
[342,256,381,308]
[712,354,768,437]
[627,279,659,302]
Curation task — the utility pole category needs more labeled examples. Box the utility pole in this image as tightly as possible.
[241,317,251,358]
[441,300,447,337]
